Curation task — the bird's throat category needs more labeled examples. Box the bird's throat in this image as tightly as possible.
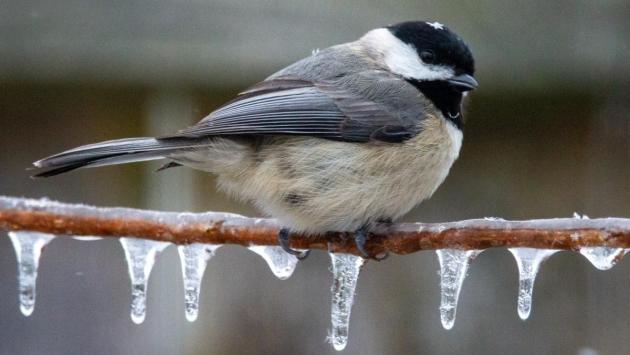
[406,79,464,129]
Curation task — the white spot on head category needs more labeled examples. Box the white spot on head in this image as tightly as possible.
[361,28,453,81]
[427,21,445,30]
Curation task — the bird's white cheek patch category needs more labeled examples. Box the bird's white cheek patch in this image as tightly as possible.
[364,29,453,81]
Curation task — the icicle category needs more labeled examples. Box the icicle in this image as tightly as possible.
[329,253,365,351]
[119,238,170,324]
[508,248,560,320]
[177,243,221,322]
[8,231,56,316]
[436,249,481,330]
[579,247,625,270]
[248,245,299,280]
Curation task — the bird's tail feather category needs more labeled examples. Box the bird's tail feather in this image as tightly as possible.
[32,137,208,178]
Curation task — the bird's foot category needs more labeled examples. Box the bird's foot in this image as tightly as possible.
[353,227,388,261]
[278,228,310,260]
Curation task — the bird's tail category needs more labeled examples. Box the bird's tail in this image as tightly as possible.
[32,136,208,178]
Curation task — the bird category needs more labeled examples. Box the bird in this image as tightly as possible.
[33,20,477,260]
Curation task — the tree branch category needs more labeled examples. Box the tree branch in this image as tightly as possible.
[1,196,629,257]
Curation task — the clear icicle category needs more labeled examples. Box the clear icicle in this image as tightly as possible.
[436,249,481,330]
[508,248,560,320]
[329,253,365,351]
[248,245,299,280]
[177,243,221,322]
[8,231,56,316]
[579,247,625,270]
[119,237,170,324]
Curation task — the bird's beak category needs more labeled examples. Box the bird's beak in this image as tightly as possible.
[448,74,478,91]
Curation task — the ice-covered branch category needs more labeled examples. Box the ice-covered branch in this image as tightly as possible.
[2,195,630,350]
[1,196,629,256]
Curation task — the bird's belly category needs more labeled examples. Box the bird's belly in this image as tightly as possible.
[216,119,461,234]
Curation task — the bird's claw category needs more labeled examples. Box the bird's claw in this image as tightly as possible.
[353,229,370,259]
[354,228,388,261]
[373,251,389,261]
[278,228,310,260]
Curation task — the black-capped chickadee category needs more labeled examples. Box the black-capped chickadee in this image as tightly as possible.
[33,21,477,259]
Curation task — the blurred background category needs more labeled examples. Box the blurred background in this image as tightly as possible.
[1,1,629,354]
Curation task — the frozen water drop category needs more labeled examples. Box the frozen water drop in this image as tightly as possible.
[8,231,55,316]
[72,236,103,241]
[177,243,221,322]
[248,245,299,280]
[436,249,481,329]
[508,248,560,320]
[579,247,624,270]
[329,253,365,351]
[119,238,170,324]
[572,212,590,219]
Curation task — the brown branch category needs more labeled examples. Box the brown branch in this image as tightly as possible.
[1,196,629,257]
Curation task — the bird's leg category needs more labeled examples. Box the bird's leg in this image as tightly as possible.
[354,226,389,261]
[375,219,392,260]
[353,227,370,259]
[278,228,310,260]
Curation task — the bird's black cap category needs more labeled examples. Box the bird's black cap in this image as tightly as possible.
[387,21,475,76]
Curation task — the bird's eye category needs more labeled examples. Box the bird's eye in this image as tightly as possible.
[420,50,436,64]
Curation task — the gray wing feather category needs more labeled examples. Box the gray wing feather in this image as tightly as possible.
[170,71,425,143]
[176,84,351,140]
[32,136,212,177]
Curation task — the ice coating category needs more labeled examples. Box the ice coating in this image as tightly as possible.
[0,195,278,235]
[329,253,365,351]
[2,196,629,241]
[248,245,299,280]
[119,237,170,324]
[579,247,625,270]
[177,243,221,322]
[436,249,481,329]
[8,231,55,316]
[508,248,560,320]
[393,215,630,233]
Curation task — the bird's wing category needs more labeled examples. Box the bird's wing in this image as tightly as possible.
[168,72,425,143]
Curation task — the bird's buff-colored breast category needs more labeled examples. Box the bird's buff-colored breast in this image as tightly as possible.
[206,113,462,234]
